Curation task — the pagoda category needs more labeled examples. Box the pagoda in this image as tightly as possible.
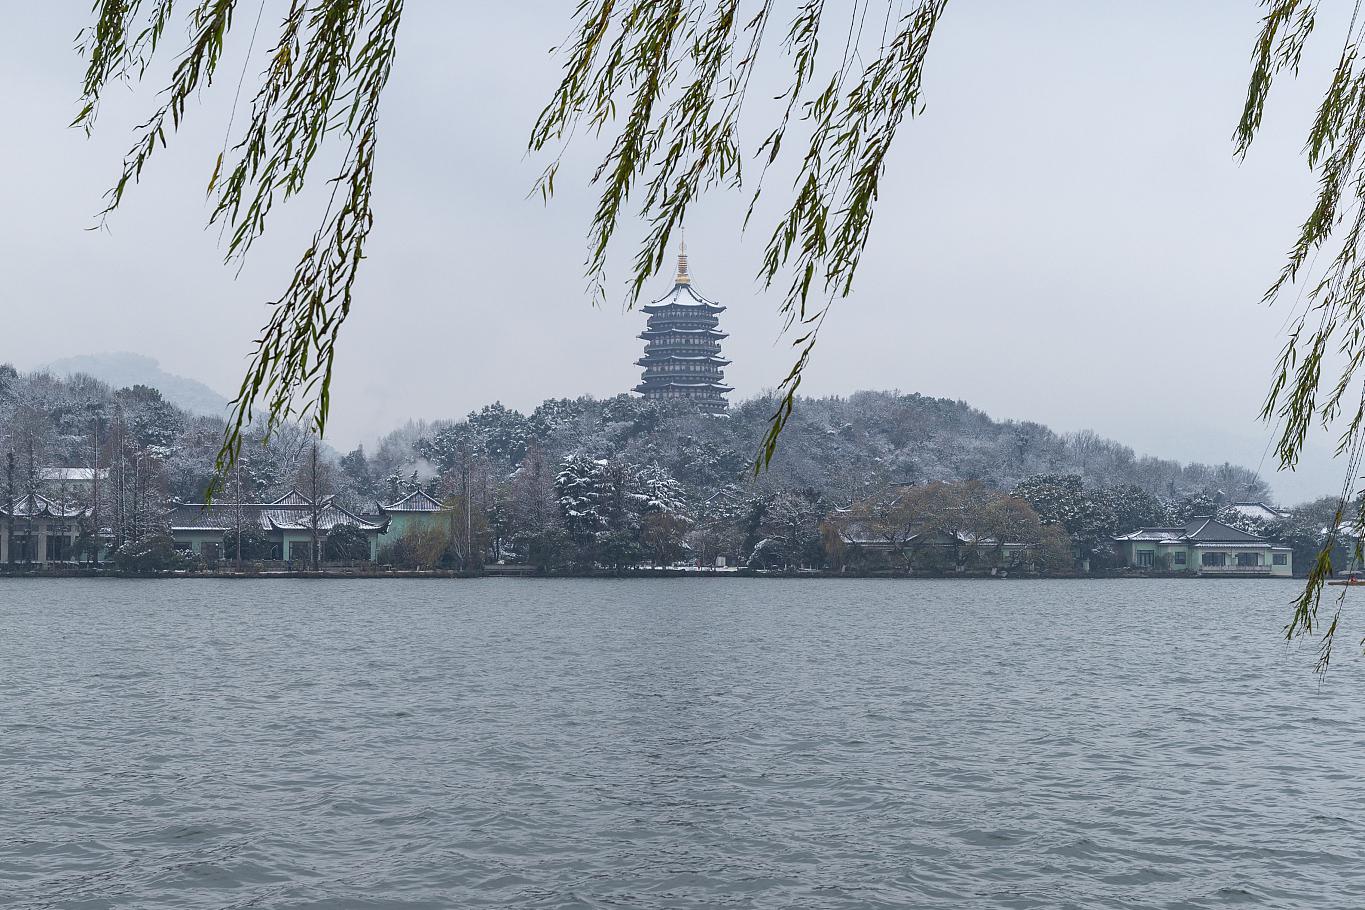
[634,237,732,411]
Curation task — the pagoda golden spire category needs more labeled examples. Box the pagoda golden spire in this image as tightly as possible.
[675,229,690,285]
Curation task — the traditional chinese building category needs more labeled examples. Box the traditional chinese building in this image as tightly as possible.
[634,239,732,411]
[374,488,448,539]
[1113,516,1293,576]
[0,492,96,564]
[164,490,388,563]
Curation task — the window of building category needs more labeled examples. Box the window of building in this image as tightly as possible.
[1173,551,1187,565]
[1136,550,1154,567]
[11,535,35,562]
[1202,552,1227,567]
[1273,553,1288,566]
[1236,552,1261,567]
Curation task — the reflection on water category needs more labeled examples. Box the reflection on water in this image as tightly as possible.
[2,578,1364,908]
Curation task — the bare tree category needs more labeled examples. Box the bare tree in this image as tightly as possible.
[90,414,101,567]
[4,451,14,566]
[308,443,322,572]
[234,457,244,572]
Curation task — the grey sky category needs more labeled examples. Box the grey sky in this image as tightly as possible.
[0,2,1351,502]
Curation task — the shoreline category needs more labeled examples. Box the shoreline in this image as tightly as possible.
[0,568,1300,581]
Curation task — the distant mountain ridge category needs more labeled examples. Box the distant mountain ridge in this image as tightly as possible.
[42,353,230,417]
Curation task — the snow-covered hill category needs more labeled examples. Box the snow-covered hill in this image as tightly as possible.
[42,353,229,418]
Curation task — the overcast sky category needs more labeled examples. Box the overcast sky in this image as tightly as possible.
[1,2,1354,502]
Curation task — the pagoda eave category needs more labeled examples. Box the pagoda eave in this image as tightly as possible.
[642,302,726,314]
[637,381,734,391]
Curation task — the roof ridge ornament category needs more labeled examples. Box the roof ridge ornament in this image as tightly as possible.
[675,228,689,285]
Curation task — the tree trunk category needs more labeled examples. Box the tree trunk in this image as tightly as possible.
[5,452,15,566]
[91,417,101,567]
[309,444,321,572]
[234,460,243,572]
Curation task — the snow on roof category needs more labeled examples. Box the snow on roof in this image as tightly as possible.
[263,501,384,532]
[1333,522,1364,541]
[165,499,385,532]
[637,353,730,362]
[831,519,1030,549]
[1114,528,1186,541]
[638,379,734,389]
[2,493,88,519]
[642,283,725,312]
[38,468,109,483]
[835,519,889,545]
[269,490,313,506]
[1183,517,1265,542]
[1228,501,1290,521]
[1190,541,1272,548]
[1117,517,1268,544]
[381,489,445,512]
[639,327,729,338]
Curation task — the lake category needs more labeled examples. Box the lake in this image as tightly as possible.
[2,578,1364,908]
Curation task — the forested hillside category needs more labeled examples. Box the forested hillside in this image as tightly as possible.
[0,362,1284,571]
[396,391,1271,505]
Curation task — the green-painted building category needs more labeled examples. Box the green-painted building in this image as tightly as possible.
[1114,516,1292,576]
[375,489,449,539]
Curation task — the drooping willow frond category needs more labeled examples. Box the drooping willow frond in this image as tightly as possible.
[74,0,404,494]
[1237,0,1365,670]
[70,1,1365,662]
[531,0,947,472]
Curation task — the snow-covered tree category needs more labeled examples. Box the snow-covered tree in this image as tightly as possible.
[746,489,828,570]
[635,463,691,566]
[556,455,611,537]
[506,446,566,571]
[635,463,688,518]
[1014,474,1119,569]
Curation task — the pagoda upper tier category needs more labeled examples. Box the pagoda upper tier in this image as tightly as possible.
[634,240,732,411]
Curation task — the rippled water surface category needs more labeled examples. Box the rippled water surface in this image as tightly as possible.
[4,578,1365,909]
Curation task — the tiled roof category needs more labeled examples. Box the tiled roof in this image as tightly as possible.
[1227,501,1291,522]
[39,467,109,483]
[635,354,731,366]
[1116,517,1269,545]
[634,379,734,391]
[1114,527,1186,541]
[381,489,445,513]
[642,283,725,312]
[639,327,729,338]
[832,520,1027,549]
[835,518,891,545]
[1183,517,1264,542]
[1190,541,1272,548]
[262,502,385,532]
[2,493,88,519]
[165,499,385,532]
